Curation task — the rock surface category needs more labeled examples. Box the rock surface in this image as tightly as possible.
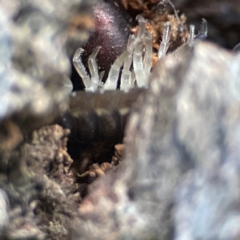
[71,42,240,239]
[0,124,75,239]
[0,0,93,239]
[1,0,240,239]
[0,0,95,156]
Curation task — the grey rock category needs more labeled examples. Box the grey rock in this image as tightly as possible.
[0,0,98,166]
[0,1,95,239]
[72,42,240,239]
[0,189,9,231]
[173,43,240,240]
[1,125,74,240]
[0,0,95,149]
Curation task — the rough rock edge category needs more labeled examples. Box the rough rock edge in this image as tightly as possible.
[70,42,240,240]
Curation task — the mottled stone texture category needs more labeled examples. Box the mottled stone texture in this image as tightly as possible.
[0,125,76,239]
[0,0,95,156]
[1,0,240,240]
[71,42,240,239]
[0,0,93,239]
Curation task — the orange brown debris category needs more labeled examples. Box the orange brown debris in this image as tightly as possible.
[68,14,95,39]
[123,0,189,66]
[76,144,125,183]
[77,162,113,182]
[0,120,23,152]
[112,144,125,164]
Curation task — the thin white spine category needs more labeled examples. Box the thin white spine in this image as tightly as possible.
[201,18,208,37]
[195,18,208,41]
[120,34,138,91]
[133,41,146,87]
[130,71,136,86]
[165,0,183,31]
[136,15,147,40]
[188,25,195,46]
[158,22,171,59]
[99,71,105,84]
[104,50,128,90]
[88,46,101,92]
[143,31,152,79]
[72,48,92,90]
[127,35,137,52]
[120,51,133,91]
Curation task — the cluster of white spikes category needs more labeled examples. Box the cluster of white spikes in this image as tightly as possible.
[188,18,208,46]
[73,15,207,93]
[73,15,155,92]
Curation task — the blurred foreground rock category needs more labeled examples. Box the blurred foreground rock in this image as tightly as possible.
[1,1,240,239]
[71,42,240,240]
[0,125,76,239]
[0,0,94,239]
[0,0,95,156]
